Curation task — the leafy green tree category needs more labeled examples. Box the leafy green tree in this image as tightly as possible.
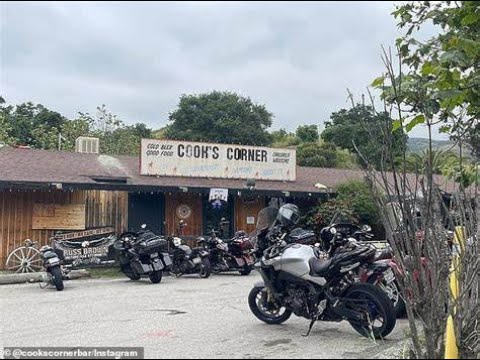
[296,142,338,168]
[60,115,94,151]
[296,125,319,143]
[103,123,152,155]
[0,110,12,144]
[271,128,300,148]
[0,99,12,145]
[165,91,273,146]
[79,106,152,155]
[335,180,380,226]
[321,104,408,169]
[2,102,67,149]
[370,3,479,358]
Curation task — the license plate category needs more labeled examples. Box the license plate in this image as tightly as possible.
[193,257,202,265]
[384,269,395,283]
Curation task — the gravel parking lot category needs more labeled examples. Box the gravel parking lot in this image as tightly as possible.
[0,272,409,359]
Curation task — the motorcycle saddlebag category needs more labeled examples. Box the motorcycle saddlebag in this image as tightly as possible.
[131,259,153,274]
[161,253,173,268]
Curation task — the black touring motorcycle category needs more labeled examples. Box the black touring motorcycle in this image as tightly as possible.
[113,225,172,284]
[249,205,396,339]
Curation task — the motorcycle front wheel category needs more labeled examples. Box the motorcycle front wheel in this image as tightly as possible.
[49,266,64,291]
[345,283,396,339]
[199,258,211,279]
[121,264,141,281]
[248,287,292,325]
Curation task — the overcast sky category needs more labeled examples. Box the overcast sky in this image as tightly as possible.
[1,1,444,139]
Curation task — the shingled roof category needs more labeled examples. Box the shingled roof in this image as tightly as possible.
[0,147,460,196]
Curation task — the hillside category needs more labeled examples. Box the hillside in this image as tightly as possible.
[408,137,458,154]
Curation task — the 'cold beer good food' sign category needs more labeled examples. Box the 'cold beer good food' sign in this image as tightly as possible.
[141,139,296,181]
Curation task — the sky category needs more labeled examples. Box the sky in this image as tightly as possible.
[1,1,445,139]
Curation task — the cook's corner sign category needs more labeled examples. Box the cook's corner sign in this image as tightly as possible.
[141,139,296,181]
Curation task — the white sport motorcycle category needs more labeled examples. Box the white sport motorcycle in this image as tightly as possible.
[249,205,397,339]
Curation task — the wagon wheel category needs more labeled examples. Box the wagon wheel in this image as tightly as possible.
[5,246,43,273]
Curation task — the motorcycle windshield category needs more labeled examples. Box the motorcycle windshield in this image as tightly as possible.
[329,211,353,226]
[256,207,279,232]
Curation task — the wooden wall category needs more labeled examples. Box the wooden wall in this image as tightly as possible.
[165,193,203,237]
[85,190,128,235]
[234,197,266,234]
[0,189,128,269]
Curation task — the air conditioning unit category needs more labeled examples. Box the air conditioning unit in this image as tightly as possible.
[75,137,100,154]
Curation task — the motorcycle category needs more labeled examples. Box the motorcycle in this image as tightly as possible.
[40,243,69,291]
[249,205,396,339]
[320,220,405,317]
[169,237,211,278]
[320,224,405,316]
[113,224,172,284]
[199,229,255,276]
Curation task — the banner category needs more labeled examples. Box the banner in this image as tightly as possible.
[53,227,116,268]
[209,188,229,202]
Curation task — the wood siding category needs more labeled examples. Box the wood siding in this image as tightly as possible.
[234,197,266,234]
[165,193,203,237]
[0,190,128,269]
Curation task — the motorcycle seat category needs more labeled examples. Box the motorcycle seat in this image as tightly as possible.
[375,249,393,261]
[309,257,332,277]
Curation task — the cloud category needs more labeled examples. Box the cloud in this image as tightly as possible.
[1,1,443,138]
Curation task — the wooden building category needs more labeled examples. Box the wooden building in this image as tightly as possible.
[0,146,458,269]
[0,147,329,268]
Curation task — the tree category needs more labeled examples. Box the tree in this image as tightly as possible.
[270,129,300,148]
[296,142,337,168]
[79,106,152,155]
[321,104,408,169]
[0,110,12,144]
[165,91,273,146]
[336,180,380,226]
[368,2,479,358]
[296,125,319,143]
[2,102,67,149]
[59,115,93,151]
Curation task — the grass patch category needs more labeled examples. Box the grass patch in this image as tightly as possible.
[87,267,123,279]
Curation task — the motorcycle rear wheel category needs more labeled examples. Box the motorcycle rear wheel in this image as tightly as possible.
[199,259,211,279]
[248,287,292,325]
[378,280,405,317]
[345,283,396,339]
[49,266,64,291]
[149,270,163,284]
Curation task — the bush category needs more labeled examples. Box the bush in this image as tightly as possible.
[306,180,382,236]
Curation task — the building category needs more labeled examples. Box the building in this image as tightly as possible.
[0,143,458,269]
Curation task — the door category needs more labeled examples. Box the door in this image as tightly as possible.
[204,196,234,239]
[235,197,266,234]
[128,193,165,235]
[165,193,203,237]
